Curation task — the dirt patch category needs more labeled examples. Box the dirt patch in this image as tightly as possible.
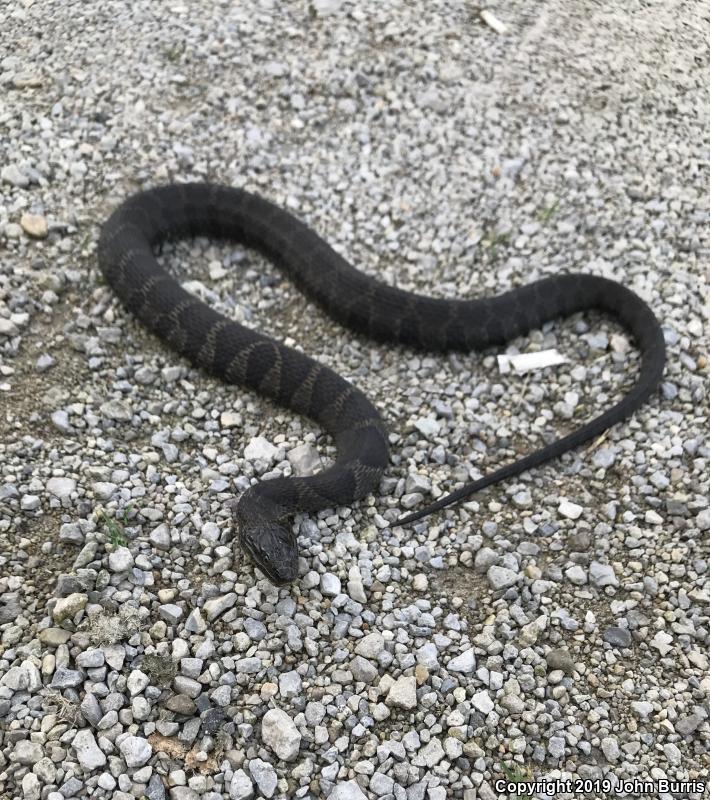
[2,510,80,611]
[141,653,178,688]
[147,731,222,774]
[85,604,142,646]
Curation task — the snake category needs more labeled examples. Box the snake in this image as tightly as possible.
[98,182,666,586]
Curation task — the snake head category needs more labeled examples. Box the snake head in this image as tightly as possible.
[239,521,299,586]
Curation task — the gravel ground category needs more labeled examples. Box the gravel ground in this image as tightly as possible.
[1,1,708,799]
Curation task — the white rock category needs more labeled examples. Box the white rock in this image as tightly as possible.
[592,447,616,469]
[412,573,428,591]
[650,631,673,656]
[230,769,254,800]
[370,773,395,795]
[416,643,439,670]
[688,650,708,670]
[3,223,22,239]
[385,675,417,710]
[566,565,587,585]
[264,61,288,77]
[480,8,507,34]
[287,443,321,475]
[601,736,620,762]
[46,477,76,500]
[159,603,183,624]
[73,729,107,770]
[411,737,445,767]
[328,781,368,800]
[519,615,548,647]
[22,773,40,800]
[312,0,344,15]
[103,644,126,670]
[127,669,150,696]
[350,655,378,683]
[52,592,87,623]
[631,700,654,719]
[512,490,532,508]
[0,662,25,694]
[209,261,228,280]
[76,649,104,668]
[249,758,277,799]
[119,735,152,768]
[244,436,277,462]
[12,741,43,765]
[444,737,464,759]
[0,317,18,336]
[413,417,440,438]
[261,708,301,761]
[558,499,583,519]
[51,409,72,432]
[98,773,116,790]
[185,608,207,633]
[21,494,40,511]
[23,659,42,691]
[487,565,519,590]
[108,546,134,573]
[446,648,475,674]
[278,671,302,699]
[320,572,341,597]
[1,164,29,187]
[100,399,132,422]
[150,523,171,550]
[220,411,241,428]
[471,690,494,715]
[347,574,367,603]
[663,742,682,766]
[201,521,221,542]
[355,632,384,659]
[93,482,117,500]
[589,561,619,588]
[203,592,237,621]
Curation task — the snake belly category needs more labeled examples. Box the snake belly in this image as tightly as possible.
[98,183,666,585]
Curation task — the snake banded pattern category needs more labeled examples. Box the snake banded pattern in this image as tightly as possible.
[98,183,666,585]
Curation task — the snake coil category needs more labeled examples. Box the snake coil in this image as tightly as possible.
[99,183,666,585]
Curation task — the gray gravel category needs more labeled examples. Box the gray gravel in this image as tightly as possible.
[1,1,709,799]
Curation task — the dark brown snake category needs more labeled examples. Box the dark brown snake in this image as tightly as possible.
[98,183,666,585]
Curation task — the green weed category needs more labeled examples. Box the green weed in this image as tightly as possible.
[537,199,559,224]
[500,761,534,799]
[484,230,510,262]
[163,41,186,62]
[96,503,133,547]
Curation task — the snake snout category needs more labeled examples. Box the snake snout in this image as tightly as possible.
[240,521,299,586]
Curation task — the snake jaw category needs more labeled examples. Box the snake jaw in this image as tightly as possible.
[239,521,299,586]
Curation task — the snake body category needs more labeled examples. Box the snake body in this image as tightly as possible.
[98,183,666,585]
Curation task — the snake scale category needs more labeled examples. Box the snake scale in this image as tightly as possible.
[98,183,666,585]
